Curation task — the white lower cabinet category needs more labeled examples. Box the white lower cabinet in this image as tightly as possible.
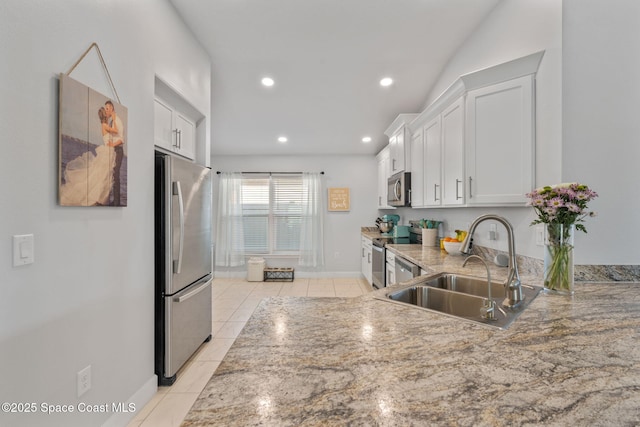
[361,237,373,286]
[386,251,396,286]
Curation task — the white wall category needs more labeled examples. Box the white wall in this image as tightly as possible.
[211,155,378,276]
[0,1,210,426]
[562,0,640,265]
[400,0,563,260]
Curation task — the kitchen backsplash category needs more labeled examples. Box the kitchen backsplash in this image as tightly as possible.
[473,246,640,282]
[362,227,639,282]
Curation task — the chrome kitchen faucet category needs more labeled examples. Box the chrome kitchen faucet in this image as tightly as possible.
[462,255,496,321]
[461,214,524,308]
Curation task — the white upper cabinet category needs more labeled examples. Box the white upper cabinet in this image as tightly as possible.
[376,146,394,209]
[423,115,442,207]
[154,76,205,162]
[404,50,544,208]
[441,97,465,206]
[154,97,196,160]
[384,114,418,174]
[465,75,534,205]
[409,129,424,207]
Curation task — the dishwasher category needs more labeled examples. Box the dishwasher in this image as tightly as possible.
[395,256,421,284]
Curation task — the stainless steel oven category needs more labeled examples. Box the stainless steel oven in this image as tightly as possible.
[387,172,411,207]
[371,239,386,289]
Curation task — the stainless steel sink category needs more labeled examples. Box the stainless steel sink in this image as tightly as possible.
[419,272,505,299]
[376,273,542,330]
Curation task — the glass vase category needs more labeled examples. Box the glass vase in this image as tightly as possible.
[543,224,575,295]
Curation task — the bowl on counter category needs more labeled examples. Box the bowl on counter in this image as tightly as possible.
[378,222,394,233]
[443,240,464,255]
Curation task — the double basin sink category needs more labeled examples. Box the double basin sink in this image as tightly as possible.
[376,272,541,330]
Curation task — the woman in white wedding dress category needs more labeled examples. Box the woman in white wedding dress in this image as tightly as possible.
[60,107,116,206]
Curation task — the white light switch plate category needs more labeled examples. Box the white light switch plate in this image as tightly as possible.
[13,234,34,266]
[535,225,545,246]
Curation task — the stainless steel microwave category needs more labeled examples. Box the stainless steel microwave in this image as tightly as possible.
[387,172,411,207]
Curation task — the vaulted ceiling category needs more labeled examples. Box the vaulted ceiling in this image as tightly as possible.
[169,0,501,156]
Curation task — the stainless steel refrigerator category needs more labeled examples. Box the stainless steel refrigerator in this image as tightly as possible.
[155,152,212,386]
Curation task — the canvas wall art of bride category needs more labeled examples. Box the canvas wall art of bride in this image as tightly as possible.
[58,74,128,207]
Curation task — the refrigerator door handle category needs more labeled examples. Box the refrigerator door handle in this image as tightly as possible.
[172,181,185,275]
[173,277,212,303]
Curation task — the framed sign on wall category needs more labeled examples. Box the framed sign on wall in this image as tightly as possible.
[328,187,350,212]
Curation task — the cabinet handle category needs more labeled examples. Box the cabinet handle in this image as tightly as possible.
[368,253,371,264]
[408,189,411,204]
[362,248,365,257]
[392,158,396,171]
[434,184,439,202]
[173,129,183,149]
[469,176,473,198]
[455,179,462,200]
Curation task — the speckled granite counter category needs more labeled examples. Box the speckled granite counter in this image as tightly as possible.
[182,259,640,426]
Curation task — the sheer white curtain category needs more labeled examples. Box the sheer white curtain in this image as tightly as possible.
[215,172,245,267]
[298,172,324,267]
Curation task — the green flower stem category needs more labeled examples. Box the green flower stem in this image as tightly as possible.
[544,242,573,292]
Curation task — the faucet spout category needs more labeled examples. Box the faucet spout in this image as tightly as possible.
[462,255,496,321]
[461,214,524,307]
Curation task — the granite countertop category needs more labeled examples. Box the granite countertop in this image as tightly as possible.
[182,243,640,426]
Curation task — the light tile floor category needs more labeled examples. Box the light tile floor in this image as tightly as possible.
[127,277,372,427]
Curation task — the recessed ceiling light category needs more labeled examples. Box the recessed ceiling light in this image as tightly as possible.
[261,77,275,87]
[362,136,372,143]
[380,77,393,87]
[277,136,288,143]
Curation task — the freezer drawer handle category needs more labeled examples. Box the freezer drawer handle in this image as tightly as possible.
[173,278,212,303]
[172,181,185,274]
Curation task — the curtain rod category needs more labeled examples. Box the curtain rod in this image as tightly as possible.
[216,171,324,175]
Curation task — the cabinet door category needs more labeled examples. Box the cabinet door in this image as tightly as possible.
[154,98,197,160]
[423,115,442,207]
[386,262,395,286]
[409,130,424,207]
[361,238,372,285]
[466,75,534,205]
[441,97,465,206]
[395,129,406,173]
[390,129,408,173]
[389,135,398,173]
[376,147,394,209]
[154,99,174,151]
[365,245,373,285]
[175,113,196,160]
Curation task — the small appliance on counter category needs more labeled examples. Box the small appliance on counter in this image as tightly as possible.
[377,214,400,236]
[392,225,410,238]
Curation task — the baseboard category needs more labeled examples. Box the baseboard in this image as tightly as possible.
[102,374,157,427]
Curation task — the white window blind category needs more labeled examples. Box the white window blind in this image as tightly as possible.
[241,174,303,255]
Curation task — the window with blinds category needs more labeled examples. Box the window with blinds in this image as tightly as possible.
[241,174,303,255]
